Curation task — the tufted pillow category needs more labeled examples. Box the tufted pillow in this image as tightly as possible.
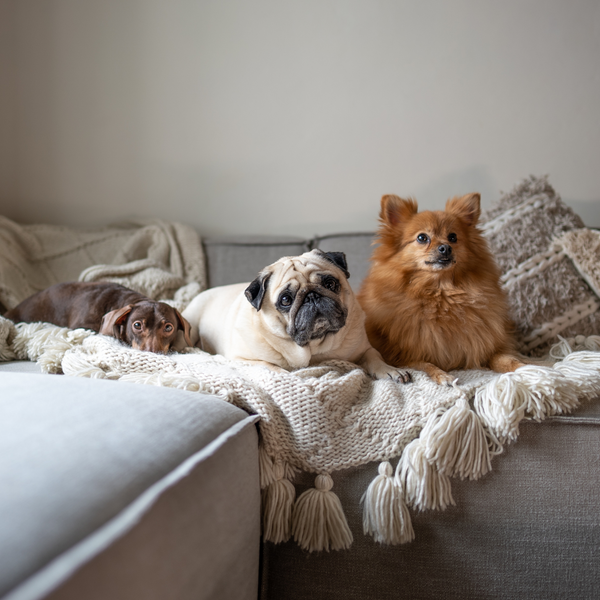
[480,175,600,355]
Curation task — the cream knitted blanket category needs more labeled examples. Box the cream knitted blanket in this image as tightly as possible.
[2,213,600,553]
[0,216,206,312]
[2,315,600,552]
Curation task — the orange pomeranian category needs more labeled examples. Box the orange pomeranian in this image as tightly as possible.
[357,192,525,385]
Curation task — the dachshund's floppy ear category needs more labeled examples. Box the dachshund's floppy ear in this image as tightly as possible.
[99,305,133,339]
[245,272,271,311]
[173,308,193,347]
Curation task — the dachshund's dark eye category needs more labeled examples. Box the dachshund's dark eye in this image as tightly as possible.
[133,321,143,330]
[164,323,174,333]
[322,276,339,292]
[448,233,457,243]
[417,233,429,244]
[280,294,293,307]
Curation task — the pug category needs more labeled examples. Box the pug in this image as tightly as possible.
[181,249,410,382]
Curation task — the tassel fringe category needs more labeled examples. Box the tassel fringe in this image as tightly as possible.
[361,461,414,544]
[420,397,493,480]
[261,460,296,545]
[292,474,353,552]
[12,323,94,373]
[3,320,600,553]
[0,317,17,361]
[473,373,528,443]
[397,439,454,511]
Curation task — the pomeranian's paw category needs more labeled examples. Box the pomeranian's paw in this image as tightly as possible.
[410,362,454,386]
[489,352,528,373]
[430,370,455,386]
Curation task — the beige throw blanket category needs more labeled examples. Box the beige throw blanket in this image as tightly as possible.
[1,212,600,553]
[0,216,206,312]
[2,316,600,552]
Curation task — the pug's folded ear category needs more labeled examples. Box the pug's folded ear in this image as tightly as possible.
[245,271,271,311]
[320,251,350,279]
[99,305,133,339]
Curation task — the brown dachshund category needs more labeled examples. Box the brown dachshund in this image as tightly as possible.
[5,281,193,354]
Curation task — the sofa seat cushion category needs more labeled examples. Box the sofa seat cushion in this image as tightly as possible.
[0,360,42,374]
[0,373,260,600]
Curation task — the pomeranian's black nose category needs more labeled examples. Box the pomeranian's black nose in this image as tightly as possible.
[438,244,452,257]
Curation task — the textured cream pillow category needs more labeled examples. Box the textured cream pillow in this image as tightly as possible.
[480,175,600,355]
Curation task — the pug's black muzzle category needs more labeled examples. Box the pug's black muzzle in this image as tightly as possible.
[288,290,347,347]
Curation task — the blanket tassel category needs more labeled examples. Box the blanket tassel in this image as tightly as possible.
[260,449,296,544]
[421,397,495,481]
[12,322,94,374]
[362,461,414,544]
[0,316,17,361]
[292,474,353,552]
[397,438,454,512]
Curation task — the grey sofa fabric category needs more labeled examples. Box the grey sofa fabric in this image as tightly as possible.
[312,232,376,291]
[41,423,260,600]
[260,415,600,600]
[0,373,260,600]
[0,361,41,373]
[203,232,376,291]
[2,229,600,600]
[203,236,309,288]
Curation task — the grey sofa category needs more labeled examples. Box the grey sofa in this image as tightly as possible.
[2,232,600,600]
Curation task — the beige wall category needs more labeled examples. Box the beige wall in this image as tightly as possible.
[0,0,16,206]
[1,0,599,236]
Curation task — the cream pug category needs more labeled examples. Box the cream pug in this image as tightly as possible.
[182,249,411,382]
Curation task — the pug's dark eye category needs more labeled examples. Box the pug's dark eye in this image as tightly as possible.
[279,294,293,307]
[417,233,429,244]
[448,233,457,243]
[133,321,143,330]
[322,276,340,292]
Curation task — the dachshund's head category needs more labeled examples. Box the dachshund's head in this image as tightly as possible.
[99,300,192,353]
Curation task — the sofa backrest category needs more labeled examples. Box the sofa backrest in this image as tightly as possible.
[203,232,377,292]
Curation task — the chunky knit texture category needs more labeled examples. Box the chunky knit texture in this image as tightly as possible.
[2,317,600,552]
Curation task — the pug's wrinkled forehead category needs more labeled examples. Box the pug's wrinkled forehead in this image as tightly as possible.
[268,250,350,289]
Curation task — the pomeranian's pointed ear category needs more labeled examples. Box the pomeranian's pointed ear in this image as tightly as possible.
[380,195,418,227]
[445,193,481,226]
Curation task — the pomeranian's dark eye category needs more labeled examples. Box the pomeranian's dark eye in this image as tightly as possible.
[416,233,429,244]
[133,321,143,330]
[448,233,457,243]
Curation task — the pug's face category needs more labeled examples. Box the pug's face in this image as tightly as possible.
[244,249,352,347]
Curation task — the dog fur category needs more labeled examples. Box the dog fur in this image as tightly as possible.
[5,281,192,354]
[357,193,524,384]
